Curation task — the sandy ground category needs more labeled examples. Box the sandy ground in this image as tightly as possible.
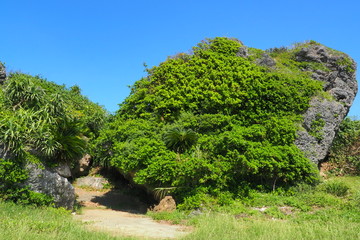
[73,187,189,239]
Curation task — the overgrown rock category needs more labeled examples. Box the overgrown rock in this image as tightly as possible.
[25,163,75,209]
[153,196,176,212]
[295,44,357,165]
[256,53,276,67]
[236,46,249,58]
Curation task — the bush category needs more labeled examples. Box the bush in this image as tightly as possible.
[0,158,53,206]
[95,37,339,206]
[0,72,106,205]
[320,180,350,197]
[327,117,360,175]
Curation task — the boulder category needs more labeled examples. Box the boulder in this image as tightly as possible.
[25,163,75,210]
[153,196,176,212]
[75,176,108,190]
[54,162,72,178]
[295,45,358,165]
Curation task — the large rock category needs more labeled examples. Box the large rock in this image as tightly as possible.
[25,163,75,210]
[0,62,6,84]
[294,44,358,165]
[75,176,108,190]
[72,153,92,177]
[54,161,72,178]
[153,196,176,212]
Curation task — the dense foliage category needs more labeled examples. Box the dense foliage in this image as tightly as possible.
[0,72,107,204]
[94,37,327,207]
[327,117,360,175]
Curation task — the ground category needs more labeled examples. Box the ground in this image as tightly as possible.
[73,187,189,239]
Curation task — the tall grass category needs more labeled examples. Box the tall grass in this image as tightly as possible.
[181,212,360,240]
[0,202,137,240]
[177,176,360,240]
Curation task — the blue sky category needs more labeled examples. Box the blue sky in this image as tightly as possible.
[1,0,359,116]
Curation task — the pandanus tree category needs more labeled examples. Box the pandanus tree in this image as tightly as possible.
[0,73,87,163]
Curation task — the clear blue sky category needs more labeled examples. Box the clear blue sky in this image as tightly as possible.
[1,0,359,116]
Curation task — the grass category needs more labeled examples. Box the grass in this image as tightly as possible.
[181,211,360,240]
[150,176,360,240]
[1,176,360,240]
[0,201,138,240]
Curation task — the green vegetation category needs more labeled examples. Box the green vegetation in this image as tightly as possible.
[94,37,331,207]
[149,176,360,240]
[2,175,359,240]
[0,37,359,239]
[309,113,326,142]
[328,117,360,175]
[0,72,107,204]
[0,201,136,240]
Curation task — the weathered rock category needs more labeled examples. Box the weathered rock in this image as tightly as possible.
[25,163,75,209]
[256,53,276,67]
[54,162,72,178]
[295,45,357,165]
[153,196,176,212]
[75,176,108,190]
[0,62,6,84]
[72,154,92,177]
[236,46,249,58]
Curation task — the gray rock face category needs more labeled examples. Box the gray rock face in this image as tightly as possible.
[294,45,358,165]
[0,62,6,84]
[236,46,249,58]
[256,53,276,67]
[25,163,75,209]
[75,176,108,190]
[54,162,72,178]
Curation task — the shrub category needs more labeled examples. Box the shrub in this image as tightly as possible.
[320,180,350,197]
[0,72,106,205]
[96,37,340,206]
[327,117,360,175]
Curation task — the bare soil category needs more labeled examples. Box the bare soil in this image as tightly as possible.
[73,187,189,239]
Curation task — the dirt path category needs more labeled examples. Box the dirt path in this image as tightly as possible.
[73,187,189,239]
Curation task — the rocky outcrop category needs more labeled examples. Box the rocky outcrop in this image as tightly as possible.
[0,62,6,84]
[25,163,75,210]
[256,53,276,67]
[72,154,92,177]
[75,176,108,190]
[294,45,357,165]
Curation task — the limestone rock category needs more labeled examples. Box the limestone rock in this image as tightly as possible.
[236,46,249,58]
[256,53,276,67]
[295,44,357,165]
[75,176,108,190]
[54,162,72,178]
[153,196,176,212]
[72,154,92,177]
[25,163,75,210]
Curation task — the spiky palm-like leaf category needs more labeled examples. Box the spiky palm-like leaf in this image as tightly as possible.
[52,119,87,163]
[163,127,198,153]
